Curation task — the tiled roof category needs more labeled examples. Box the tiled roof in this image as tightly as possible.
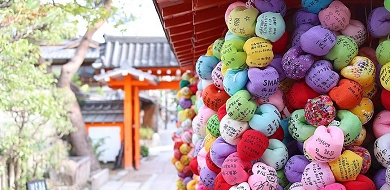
[40,37,100,60]
[40,46,100,60]
[80,94,154,124]
[95,35,179,69]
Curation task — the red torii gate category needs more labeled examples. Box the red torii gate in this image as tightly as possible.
[97,67,187,169]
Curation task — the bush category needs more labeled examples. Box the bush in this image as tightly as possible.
[140,127,154,140]
[141,146,149,157]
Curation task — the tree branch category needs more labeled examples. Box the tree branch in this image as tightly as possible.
[57,0,111,88]
[0,2,11,8]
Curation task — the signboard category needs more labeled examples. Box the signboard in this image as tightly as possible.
[26,180,47,190]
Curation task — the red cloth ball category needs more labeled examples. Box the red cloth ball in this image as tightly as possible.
[286,80,320,112]
[329,79,363,109]
[217,103,227,122]
[382,89,390,110]
[190,156,200,176]
[206,151,221,173]
[268,125,284,141]
[342,174,375,190]
[189,83,198,95]
[237,130,269,161]
[214,172,233,190]
[202,84,230,111]
[271,31,288,54]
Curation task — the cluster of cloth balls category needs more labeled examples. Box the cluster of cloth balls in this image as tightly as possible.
[173,0,390,190]
[172,72,199,190]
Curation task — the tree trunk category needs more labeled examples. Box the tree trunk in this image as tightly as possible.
[57,0,111,171]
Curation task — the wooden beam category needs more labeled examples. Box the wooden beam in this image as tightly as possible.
[170,32,194,43]
[162,3,192,20]
[168,25,193,37]
[164,14,192,29]
[193,6,226,25]
[133,86,141,170]
[107,80,124,86]
[192,0,236,11]
[139,81,182,90]
[123,75,133,169]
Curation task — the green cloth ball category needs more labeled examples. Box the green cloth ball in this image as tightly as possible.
[226,90,257,121]
[191,95,196,105]
[213,38,225,59]
[386,0,390,12]
[221,39,247,69]
[324,36,358,71]
[277,168,289,188]
[206,114,220,138]
[376,40,390,66]
[180,80,190,88]
[288,109,316,142]
[177,105,184,112]
[328,110,362,146]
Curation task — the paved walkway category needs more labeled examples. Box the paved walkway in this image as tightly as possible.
[99,121,177,190]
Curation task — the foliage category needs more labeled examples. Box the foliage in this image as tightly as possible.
[0,0,134,188]
[140,126,154,140]
[90,137,106,161]
[141,146,149,157]
[0,18,74,190]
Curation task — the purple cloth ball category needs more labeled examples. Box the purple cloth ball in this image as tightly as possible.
[269,54,286,81]
[179,98,193,109]
[210,137,237,168]
[287,140,301,158]
[254,0,286,17]
[300,25,337,56]
[282,46,315,80]
[246,66,280,98]
[194,138,205,157]
[183,177,192,186]
[297,141,304,154]
[292,24,314,47]
[305,60,340,94]
[284,155,310,183]
[374,168,387,189]
[368,7,390,38]
[200,166,217,189]
[294,8,320,27]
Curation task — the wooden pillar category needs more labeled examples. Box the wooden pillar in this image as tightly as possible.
[133,86,141,170]
[123,76,133,169]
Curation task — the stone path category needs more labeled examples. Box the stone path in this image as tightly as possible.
[99,121,177,190]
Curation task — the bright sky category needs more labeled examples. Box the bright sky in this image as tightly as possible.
[79,0,166,43]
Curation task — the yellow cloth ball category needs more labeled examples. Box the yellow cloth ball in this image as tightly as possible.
[178,87,193,99]
[178,110,188,122]
[175,161,185,172]
[380,62,390,91]
[186,180,197,190]
[206,43,214,56]
[329,150,363,182]
[172,157,179,165]
[362,82,378,99]
[189,77,197,84]
[184,108,196,120]
[180,143,191,155]
[182,72,193,81]
[227,7,259,37]
[204,134,217,152]
[243,37,274,67]
[341,56,376,87]
[348,98,374,125]
[351,126,366,146]
[180,155,191,166]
